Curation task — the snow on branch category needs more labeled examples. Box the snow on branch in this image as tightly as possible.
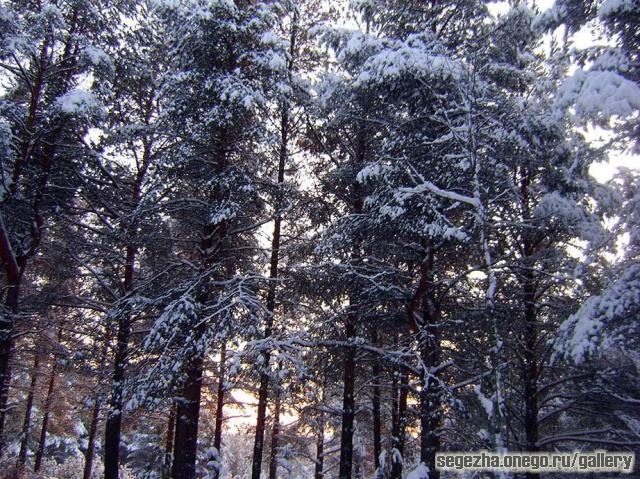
[395,181,480,208]
[555,263,640,364]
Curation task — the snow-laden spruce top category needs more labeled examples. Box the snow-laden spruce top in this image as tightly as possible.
[353,36,463,86]
[314,25,461,85]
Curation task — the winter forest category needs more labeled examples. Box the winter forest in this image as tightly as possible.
[0,0,639,478]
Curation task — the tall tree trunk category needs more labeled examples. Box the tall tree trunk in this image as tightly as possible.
[171,354,203,479]
[522,264,539,479]
[251,117,287,479]
[268,388,281,479]
[371,328,381,471]
[0,272,21,453]
[251,12,298,475]
[210,345,226,479]
[163,402,176,479]
[172,132,228,478]
[314,416,325,479]
[419,297,442,479]
[391,369,408,479]
[104,245,136,479]
[390,368,398,451]
[18,351,40,465]
[103,126,153,479]
[0,44,47,450]
[0,27,79,452]
[338,319,357,479]
[213,344,226,453]
[82,397,101,479]
[34,331,61,473]
[251,369,270,479]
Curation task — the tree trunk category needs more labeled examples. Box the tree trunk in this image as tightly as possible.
[0,30,77,453]
[82,397,101,479]
[391,369,408,479]
[251,13,298,474]
[419,298,441,479]
[103,317,129,479]
[251,111,287,479]
[104,245,137,479]
[0,44,46,450]
[314,418,325,479]
[164,402,176,479]
[338,319,357,479]
[213,344,226,453]
[522,266,539,479]
[210,345,226,479]
[371,328,381,471]
[390,369,398,450]
[18,351,40,465]
[0,273,21,453]
[252,368,270,479]
[268,388,281,479]
[171,353,203,479]
[34,337,60,473]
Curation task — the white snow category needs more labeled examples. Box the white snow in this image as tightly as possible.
[533,3,567,31]
[406,464,430,479]
[55,90,102,116]
[556,69,640,121]
[260,31,279,45]
[268,53,287,70]
[533,192,607,246]
[474,385,494,418]
[355,43,462,86]
[356,163,387,182]
[395,181,480,208]
[599,0,637,18]
[556,263,640,363]
[84,45,113,70]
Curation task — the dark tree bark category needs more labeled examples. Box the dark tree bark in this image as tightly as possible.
[522,254,539,479]
[315,415,325,479]
[338,319,357,479]
[171,131,229,478]
[251,369,270,479]
[82,397,101,479]
[251,12,298,477]
[210,345,226,479]
[418,296,442,479]
[0,25,79,450]
[171,353,204,479]
[0,270,21,452]
[518,171,540,479]
[103,135,153,479]
[405,249,443,478]
[390,367,399,448]
[391,369,408,479]
[251,112,287,479]
[18,350,40,465]
[268,388,281,479]
[371,328,382,471]
[104,244,137,479]
[34,330,61,473]
[213,344,226,453]
[0,16,82,450]
[0,47,44,450]
[163,401,176,479]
